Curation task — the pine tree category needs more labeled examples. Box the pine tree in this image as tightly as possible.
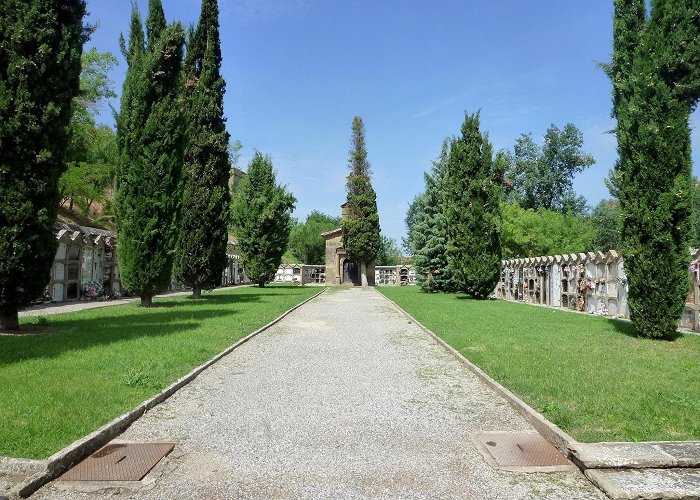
[0,0,87,331]
[445,111,504,299]
[610,0,700,339]
[413,140,456,293]
[230,153,296,287]
[175,0,231,299]
[342,116,381,287]
[115,2,186,307]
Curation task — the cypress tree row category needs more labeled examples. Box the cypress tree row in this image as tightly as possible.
[175,0,231,299]
[413,139,456,293]
[342,116,381,287]
[0,0,87,331]
[230,153,296,287]
[445,112,504,299]
[610,0,700,339]
[115,1,186,307]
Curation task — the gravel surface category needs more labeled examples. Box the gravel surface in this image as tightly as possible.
[19,291,206,318]
[33,287,604,499]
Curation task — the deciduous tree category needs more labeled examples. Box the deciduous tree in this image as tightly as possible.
[504,124,594,214]
[0,0,87,331]
[288,211,341,264]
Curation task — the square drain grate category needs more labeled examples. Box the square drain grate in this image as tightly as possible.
[474,431,574,472]
[59,442,175,481]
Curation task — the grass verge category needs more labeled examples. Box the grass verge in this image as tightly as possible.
[378,286,700,443]
[1,285,321,459]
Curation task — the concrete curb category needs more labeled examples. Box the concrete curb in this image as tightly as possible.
[377,290,578,456]
[7,287,326,499]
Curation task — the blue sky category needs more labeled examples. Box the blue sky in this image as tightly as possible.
[87,0,699,248]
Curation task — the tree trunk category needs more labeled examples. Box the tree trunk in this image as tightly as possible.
[69,198,74,211]
[192,286,202,299]
[258,282,265,288]
[0,309,19,331]
[140,294,153,307]
[360,261,368,288]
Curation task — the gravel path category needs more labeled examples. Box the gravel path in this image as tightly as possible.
[19,291,206,318]
[33,287,603,499]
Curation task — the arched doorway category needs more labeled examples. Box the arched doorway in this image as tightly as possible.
[342,259,359,286]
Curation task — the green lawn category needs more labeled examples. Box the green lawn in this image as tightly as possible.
[0,285,321,459]
[378,286,700,443]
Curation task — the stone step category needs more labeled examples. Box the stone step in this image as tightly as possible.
[571,442,700,469]
[585,468,700,500]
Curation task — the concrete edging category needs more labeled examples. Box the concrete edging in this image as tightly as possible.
[7,287,327,499]
[377,290,578,456]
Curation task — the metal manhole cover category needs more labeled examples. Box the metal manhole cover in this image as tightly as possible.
[474,431,575,472]
[59,442,175,481]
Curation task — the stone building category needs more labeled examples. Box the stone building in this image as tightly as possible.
[48,223,121,302]
[322,203,376,286]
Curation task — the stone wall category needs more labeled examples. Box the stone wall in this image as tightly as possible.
[498,250,700,332]
[375,265,416,285]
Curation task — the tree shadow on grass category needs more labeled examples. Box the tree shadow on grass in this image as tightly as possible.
[609,317,682,341]
[0,299,258,366]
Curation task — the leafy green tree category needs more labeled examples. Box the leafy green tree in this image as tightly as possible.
[342,116,381,287]
[504,124,594,214]
[115,2,186,307]
[288,211,341,264]
[0,0,87,331]
[376,235,401,266]
[411,139,456,292]
[62,123,118,213]
[230,153,296,287]
[609,0,700,339]
[590,199,622,252]
[445,112,504,298]
[403,193,425,254]
[501,203,596,258]
[175,0,231,299]
[690,179,700,249]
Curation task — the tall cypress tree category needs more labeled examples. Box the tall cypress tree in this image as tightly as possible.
[445,111,503,299]
[413,139,456,293]
[175,0,231,299]
[115,2,185,307]
[230,153,296,287]
[610,0,700,339]
[342,116,381,287]
[0,0,87,331]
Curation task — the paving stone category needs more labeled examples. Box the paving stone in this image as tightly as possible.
[657,443,700,468]
[585,468,700,500]
[571,443,677,469]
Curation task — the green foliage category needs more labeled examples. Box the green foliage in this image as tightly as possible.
[445,112,503,298]
[590,199,622,252]
[504,123,594,214]
[610,0,700,339]
[403,193,424,254]
[61,125,117,213]
[115,2,186,305]
[0,0,87,330]
[342,116,381,279]
[230,153,296,287]
[501,203,596,258]
[288,211,341,264]
[690,180,700,249]
[376,235,401,266]
[175,0,231,297]
[411,140,456,292]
